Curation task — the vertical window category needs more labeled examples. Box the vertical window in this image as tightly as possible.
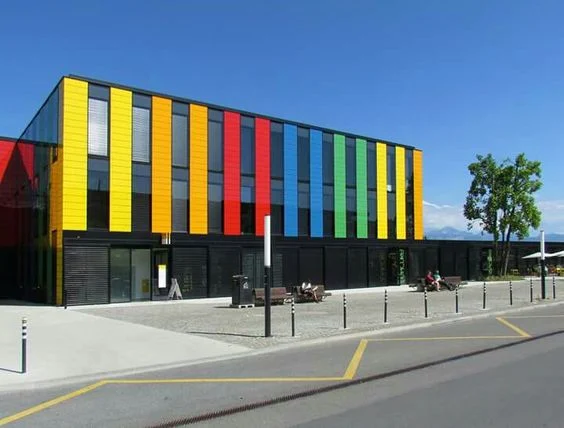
[322,132,334,185]
[298,127,310,236]
[346,137,356,237]
[132,163,151,231]
[323,132,334,237]
[172,168,188,232]
[87,158,109,229]
[367,141,377,237]
[270,122,284,178]
[132,94,151,163]
[323,185,334,237]
[241,117,255,234]
[208,110,223,234]
[387,145,396,239]
[405,149,414,239]
[241,116,255,175]
[172,102,188,167]
[87,85,109,157]
[271,179,284,235]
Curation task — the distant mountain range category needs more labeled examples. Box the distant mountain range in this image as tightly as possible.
[425,227,564,242]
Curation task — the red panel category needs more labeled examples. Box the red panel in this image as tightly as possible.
[0,139,15,182]
[224,112,241,235]
[255,118,271,236]
[17,142,35,185]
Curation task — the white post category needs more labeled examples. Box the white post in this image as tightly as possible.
[264,215,271,268]
[541,229,546,299]
[264,215,271,337]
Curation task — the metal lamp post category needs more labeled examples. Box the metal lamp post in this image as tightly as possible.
[541,230,546,299]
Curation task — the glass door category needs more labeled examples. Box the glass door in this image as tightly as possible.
[110,249,131,303]
[131,249,151,301]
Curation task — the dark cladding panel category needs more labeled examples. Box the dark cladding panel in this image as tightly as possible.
[172,247,207,298]
[210,248,240,297]
[368,248,387,287]
[409,248,425,282]
[64,246,109,305]
[299,248,323,285]
[280,247,299,289]
[325,247,346,289]
[439,247,456,276]
[348,248,367,289]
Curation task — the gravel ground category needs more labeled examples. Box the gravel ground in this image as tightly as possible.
[77,278,564,349]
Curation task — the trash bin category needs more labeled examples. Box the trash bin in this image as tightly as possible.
[232,274,253,306]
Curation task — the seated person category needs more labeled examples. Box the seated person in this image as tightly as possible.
[300,281,319,302]
[434,270,454,291]
[425,270,440,291]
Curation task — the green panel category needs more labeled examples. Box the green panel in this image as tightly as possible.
[356,138,368,238]
[334,134,346,238]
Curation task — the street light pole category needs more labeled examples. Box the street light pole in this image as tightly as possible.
[541,230,546,300]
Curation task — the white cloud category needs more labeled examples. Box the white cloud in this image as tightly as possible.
[423,199,564,234]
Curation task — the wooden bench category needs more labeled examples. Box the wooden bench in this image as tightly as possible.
[253,287,289,306]
[291,284,332,303]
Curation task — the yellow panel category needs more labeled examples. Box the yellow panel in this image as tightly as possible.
[413,150,424,240]
[61,78,88,230]
[395,147,406,240]
[109,88,132,232]
[152,97,172,233]
[50,144,63,305]
[376,142,387,239]
[190,104,208,234]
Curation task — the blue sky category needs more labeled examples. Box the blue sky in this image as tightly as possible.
[1,0,563,233]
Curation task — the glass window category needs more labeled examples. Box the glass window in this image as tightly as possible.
[88,158,109,229]
[87,98,108,156]
[133,93,151,109]
[346,137,356,187]
[132,163,151,231]
[298,181,309,236]
[387,145,395,191]
[368,190,376,238]
[298,127,309,182]
[270,122,283,178]
[208,172,223,234]
[323,185,334,237]
[347,187,356,238]
[367,141,376,190]
[271,179,284,235]
[322,132,334,184]
[89,84,109,100]
[172,113,188,167]
[388,192,396,239]
[405,149,414,239]
[132,107,150,163]
[208,112,223,171]
[241,117,255,175]
[172,176,188,233]
[110,249,131,303]
[173,102,188,116]
[241,175,255,234]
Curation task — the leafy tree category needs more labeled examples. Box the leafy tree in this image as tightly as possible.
[464,153,542,276]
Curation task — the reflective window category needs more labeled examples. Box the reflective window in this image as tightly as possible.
[88,158,109,229]
[347,188,356,237]
[132,106,150,163]
[208,172,223,234]
[388,192,396,239]
[271,179,284,235]
[322,132,334,184]
[270,122,284,178]
[172,178,188,232]
[367,141,376,190]
[241,117,255,175]
[298,127,309,182]
[173,103,188,167]
[241,175,255,234]
[368,190,376,237]
[387,145,395,191]
[298,182,309,236]
[323,185,334,237]
[208,110,223,172]
[132,163,151,231]
[346,137,356,187]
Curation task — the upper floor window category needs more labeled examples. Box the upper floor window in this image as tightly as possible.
[132,94,151,163]
[87,85,109,157]
[172,102,189,167]
[208,109,223,172]
[241,116,255,175]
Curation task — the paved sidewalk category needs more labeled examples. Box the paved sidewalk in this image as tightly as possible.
[1,277,562,392]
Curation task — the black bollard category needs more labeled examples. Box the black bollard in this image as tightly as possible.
[64,289,68,310]
[509,281,513,306]
[553,276,556,299]
[455,286,459,314]
[21,317,27,374]
[530,278,534,303]
[424,289,428,319]
[343,294,347,329]
[482,282,487,310]
[384,289,388,324]
[291,297,295,337]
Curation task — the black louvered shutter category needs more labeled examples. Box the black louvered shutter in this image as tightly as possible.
[64,246,109,305]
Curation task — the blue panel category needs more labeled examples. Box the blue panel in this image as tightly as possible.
[283,124,298,236]
[309,129,323,237]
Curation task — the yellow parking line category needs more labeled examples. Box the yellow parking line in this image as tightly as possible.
[496,317,531,337]
[342,339,368,380]
[0,380,108,426]
[108,377,343,384]
[506,315,564,319]
[368,336,520,342]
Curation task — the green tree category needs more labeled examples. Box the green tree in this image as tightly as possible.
[463,153,542,276]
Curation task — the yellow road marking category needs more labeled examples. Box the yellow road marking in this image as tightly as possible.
[0,380,107,426]
[506,315,564,319]
[342,339,368,379]
[368,336,520,342]
[108,377,343,384]
[496,317,531,337]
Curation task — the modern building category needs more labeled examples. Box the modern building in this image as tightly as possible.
[0,75,557,305]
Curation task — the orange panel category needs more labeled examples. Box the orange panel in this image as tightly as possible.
[151,97,172,233]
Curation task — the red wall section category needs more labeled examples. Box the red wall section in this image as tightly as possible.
[255,118,271,236]
[0,139,15,182]
[224,112,241,235]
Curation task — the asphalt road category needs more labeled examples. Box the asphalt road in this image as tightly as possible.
[1,304,563,427]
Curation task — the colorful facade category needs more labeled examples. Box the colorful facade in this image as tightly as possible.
[6,75,430,305]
